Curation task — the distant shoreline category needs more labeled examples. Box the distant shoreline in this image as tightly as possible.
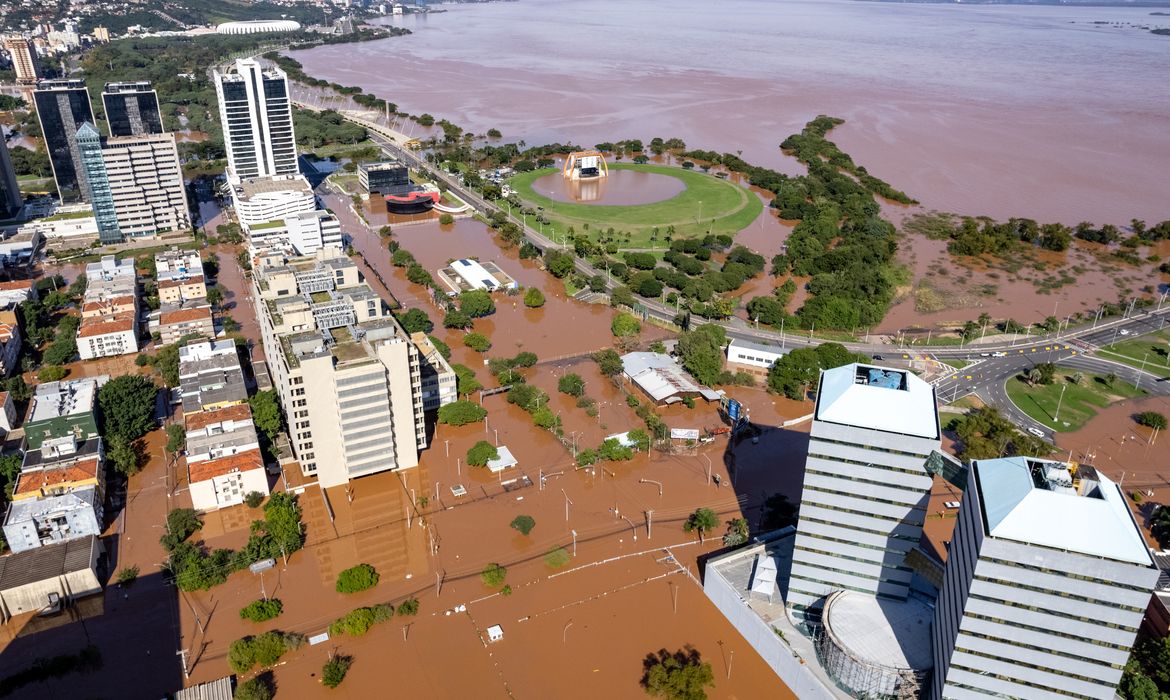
[854,0,1170,8]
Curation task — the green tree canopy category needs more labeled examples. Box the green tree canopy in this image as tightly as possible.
[675,325,726,386]
[398,308,433,334]
[592,348,624,376]
[558,373,586,397]
[438,400,487,426]
[523,287,545,308]
[467,440,499,467]
[642,647,715,700]
[510,515,536,536]
[463,332,491,352]
[459,290,496,318]
[611,312,642,338]
[98,375,158,443]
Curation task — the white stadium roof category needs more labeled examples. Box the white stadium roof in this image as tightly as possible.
[815,363,938,439]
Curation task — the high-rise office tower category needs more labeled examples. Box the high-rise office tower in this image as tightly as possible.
[102,81,164,137]
[76,123,121,244]
[786,363,940,617]
[33,79,94,204]
[0,139,23,218]
[213,58,298,180]
[930,456,1157,700]
[4,38,41,85]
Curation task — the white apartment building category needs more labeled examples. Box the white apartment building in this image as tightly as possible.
[930,457,1158,700]
[787,363,940,616]
[184,403,268,511]
[100,132,190,238]
[231,175,316,232]
[410,332,457,412]
[155,248,207,304]
[247,209,343,256]
[726,338,784,377]
[254,247,426,488]
[214,58,298,181]
[77,255,137,359]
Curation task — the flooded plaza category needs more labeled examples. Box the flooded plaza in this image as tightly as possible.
[530,168,687,205]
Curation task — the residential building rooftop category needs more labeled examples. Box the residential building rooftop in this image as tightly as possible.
[188,447,264,483]
[77,314,135,337]
[185,403,253,433]
[0,534,98,591]
[28,379,98,423]
[12,457,101,498]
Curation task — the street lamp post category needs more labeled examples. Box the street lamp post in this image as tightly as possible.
[1054,382,1068,424]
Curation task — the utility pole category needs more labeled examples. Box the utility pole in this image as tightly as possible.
[562,489,572,521]
[571,529,578,557]
[1054,383,1068,424]
[177,649,189,680]
[672,581,679,614]
[436,569,444,598]
[646,509,653,539]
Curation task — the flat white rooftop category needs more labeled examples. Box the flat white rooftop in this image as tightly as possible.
[822,591,934,672]
[975,456,1153,566]
[815,363,938,439]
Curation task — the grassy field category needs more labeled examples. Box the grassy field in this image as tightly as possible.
[508,163,762,248]
[1098,329,1170,375]
[1005,370,1146,432]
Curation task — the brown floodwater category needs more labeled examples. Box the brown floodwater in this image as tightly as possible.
[290,0,1169,224]
[530,169,686,205]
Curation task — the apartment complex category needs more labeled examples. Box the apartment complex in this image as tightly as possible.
[253,247,427,488]
[787,363,939,616]
[24,378,101,449]
[0,309,19,378]
[214,58,298,181]
[177,341,247,412]
[76,122,188,243]
[33,79,94,204]
[4,37,41,85]
[179,342,268,511]
[102,81,164,137]
[155,248,207,304]
[930,457,1158,700]
[77,256,138,359]
[3,436,105,553]
[247,209,343,256]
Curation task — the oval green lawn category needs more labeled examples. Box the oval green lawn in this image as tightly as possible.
[508,162,763,248]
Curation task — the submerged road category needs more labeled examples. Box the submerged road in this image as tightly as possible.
[325,107,1170,437]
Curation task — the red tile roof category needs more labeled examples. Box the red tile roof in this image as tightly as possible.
[160,306,212,325]
[188,447,264,483]
[78,313,135,338]
[184,403,253,433]
[0,280,33,292]
[13,457,101,496]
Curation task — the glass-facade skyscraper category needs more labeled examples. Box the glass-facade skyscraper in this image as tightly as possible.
[102,81,164,137]
[76,123,122,244]
[33,79,94,204]
[0,140,23,219]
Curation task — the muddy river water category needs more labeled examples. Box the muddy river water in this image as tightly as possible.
[291,0,1169,225]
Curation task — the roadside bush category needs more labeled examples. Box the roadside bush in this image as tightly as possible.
[439,213,455,225]
[322,654,353,689]
[329,604,393,636]
[523,287,545,308]
[481,563,507,587]
[558,373,586,397]
[244,491,265,508]
[463,332,491,352]
[227,631,306,674]
[335,564,380,594]
[37,365,68,382]
[611,312,641,337]
[239,598,283,623]
[545,547,571,569]
[576,448,598,467]
[598,437,634,462]
[233,675,273,700]
[1136,411,1169,430]
[510,515,536,536]
[396,597,420,616]
[115,565,139,586]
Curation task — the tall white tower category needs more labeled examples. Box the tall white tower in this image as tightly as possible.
[787,363,940,617]
[214,58,299,181]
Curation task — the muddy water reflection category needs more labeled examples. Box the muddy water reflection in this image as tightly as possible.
[531,169,686,205]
